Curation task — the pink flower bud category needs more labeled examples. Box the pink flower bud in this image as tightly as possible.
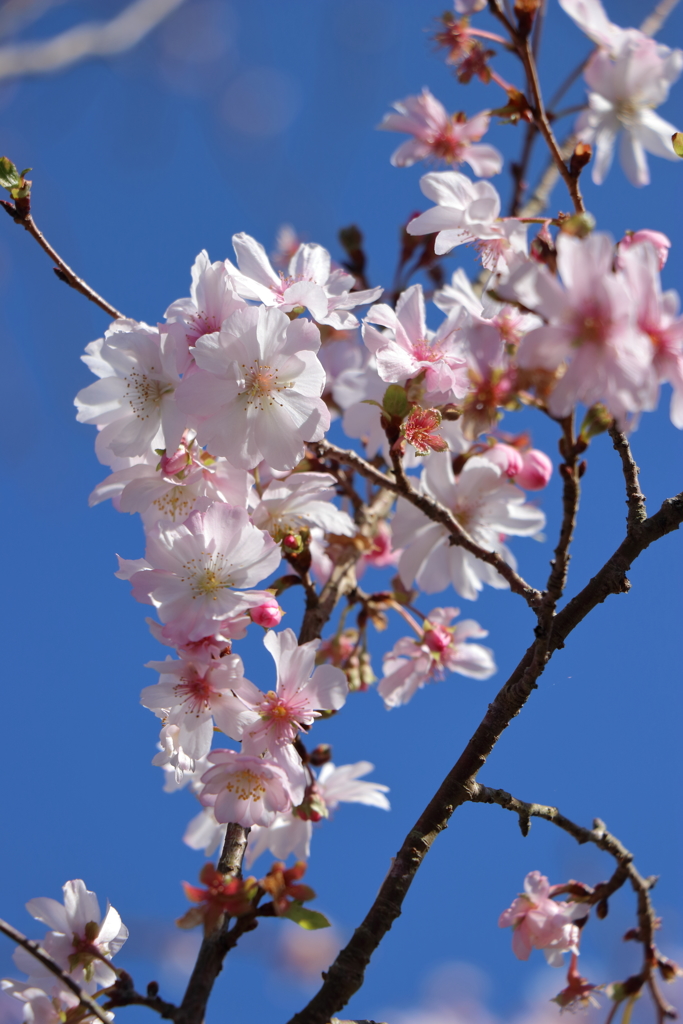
[515,449,553,490]
[423,623,452,653]
[249,599,283,629]
[160,446,190,476]
[481,443,524,478]
[283,534,298,549]
[618,229,670,270]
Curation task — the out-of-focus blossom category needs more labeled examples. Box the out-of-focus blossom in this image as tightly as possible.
[393,455,545,600]
[199,750,302,827]
[622,242,683,428]
[357,521,402,577]
[455,0,487,12]
[271,224,303,269]
[575,33,683,186]
[558,0,633,53]
[176,305,329,471]
[163,250,248,374]
[378,89,502,176]
[251,472,356,540]
[152,723,196,781]
[13,881,128,994]
[378,607,495,707]
[499,233,657,425]
[499,871,586,966]
[617,229,671,270]
[129,503,280,641]
[225,233,382,330]
[75,320,184,463]
[363,284,469,403]
[0,983,85,1024]
[479,443,523,478]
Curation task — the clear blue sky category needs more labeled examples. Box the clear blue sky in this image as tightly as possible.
[1,2,681,1023]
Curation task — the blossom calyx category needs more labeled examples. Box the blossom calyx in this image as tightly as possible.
[401,407,449,457]
[178,863,258,935]
[259,862,316,916]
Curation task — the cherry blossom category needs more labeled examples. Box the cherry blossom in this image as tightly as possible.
[141,653,256,761]
[152,723,197,781]
[224,233,382,330]
[199,750,302,827]
[129,503,280,641]
[574,33,683,186]
[75,320,185,463]
[237,628,348,754]
[406,171,503,256]
[13,880,127,993]
[499,871,586,966]
[90,434,252,526]
[378,607,496,708]
[176,304,329,471]
[363,284,469,403]
[378,89,502,176]
[392,455,545,600]
[163,250,248,374]
[250,471,356,540]
[0,983,85,1024]
[621,241,683,428]
[479,443,523,478]
[356,521,402,577]
[617,229,670,270]
[499,233,657,424]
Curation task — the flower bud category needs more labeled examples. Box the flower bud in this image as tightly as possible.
[481,443,524,478]
[249,598,283,629]
[309,743,332,767]
[515,449,553,490]
[160,446,191,476]
[423,623,452,653]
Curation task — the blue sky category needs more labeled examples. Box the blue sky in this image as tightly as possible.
[1,2,682,1023]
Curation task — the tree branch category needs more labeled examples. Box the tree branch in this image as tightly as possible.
[0,918,112,1024]
[286,489,683,1024]
[609,426,647,534]
[315,440,543,609]
[1,205,124,319]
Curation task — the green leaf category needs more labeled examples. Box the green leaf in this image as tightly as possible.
[0,157,20,192]
[672,132,683,157]
[283,903,330,930]
[382,384,410,420]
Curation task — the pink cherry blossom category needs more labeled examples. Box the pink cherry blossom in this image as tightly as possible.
[621,242,683,428]
[499,233,657,425]
[163,250,248,374]
[617,229,670,270]
[363,284,469,403]
[141,653,256,761]
[75,320,185,463]
[176,304,330,471]
[378,89,502,176]
[236,628,348,753]
[499,871,586,967]
[199,750,302,828]
[378,607,496,708]
[250,471,356,540]
[392,455,545,600]
[479,443,524,478]
[356,521,402,578]
[129,503,280,641]
[224,233,382,331]
[13,881,127,993]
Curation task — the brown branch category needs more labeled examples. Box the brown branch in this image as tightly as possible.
[544,415,581,607]
[1,205,124,319]
[640,0,683,37]
[286,489,683,1024]
[315,440,543,609]
[0,919,112,1024]
[470,787,676,1020]
[103,972,178,1020]
[609,427,647,534]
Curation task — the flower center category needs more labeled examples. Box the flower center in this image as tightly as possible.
[412,339,441,363]
[240,360,291,409]
[424,625,452,653]
[125,370,172,418]
[174,673,214,715]
[153,485,195,521]
[182,553,234,599]
[225,768,267,802]
[259,691,294,721]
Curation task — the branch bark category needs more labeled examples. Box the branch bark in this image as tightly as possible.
[286,489,683,1024]
[609,426,647,534]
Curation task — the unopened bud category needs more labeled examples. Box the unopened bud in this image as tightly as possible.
[309,744,332,767]
[345,654,362,692]
[515,448,553,490]
[596,898,609,919]
[580,402,612,440]
[569,143,592,177]
[359,651,376,686]
[480,443,524,478]
[657,956,682,982]
[560,211,596,238]
[249,598,283,629]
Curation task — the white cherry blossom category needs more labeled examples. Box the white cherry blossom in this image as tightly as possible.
[406,171,503,255]
[129,503,280,641]
[224,233,383,330]
[75,320,184,463]
[176,304,329,471]
[199,750,303,828]
[251,471,355,539]
[393,455,545,600]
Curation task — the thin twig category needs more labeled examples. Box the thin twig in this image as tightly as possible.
[608,427,647,534]
[315,439,543,609]
[286,489,683,1024]
[544,415,581,606]
[640,0,682,37]
[102,971,178,1020]
[0,919,112,1024]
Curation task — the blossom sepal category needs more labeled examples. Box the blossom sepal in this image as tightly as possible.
[177,863,258,935]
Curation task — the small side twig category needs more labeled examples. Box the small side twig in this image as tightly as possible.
[0,919,112,1024]
[1,203,124,319]
[609,426,647,534]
